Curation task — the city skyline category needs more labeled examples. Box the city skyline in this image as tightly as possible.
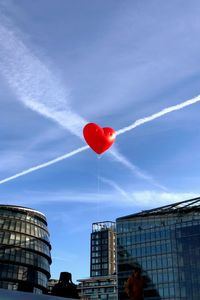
[1,0,200,282]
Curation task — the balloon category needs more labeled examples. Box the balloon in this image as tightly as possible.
[83,123,116,154]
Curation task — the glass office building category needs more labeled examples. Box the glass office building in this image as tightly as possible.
[0,205,51,294]
[116,197,200,300]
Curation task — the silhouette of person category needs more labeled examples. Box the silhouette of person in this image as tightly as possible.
[125,268,146,300]
[51,272,80,298]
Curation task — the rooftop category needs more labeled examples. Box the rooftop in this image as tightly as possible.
[77,274,117,283]
[117,196,200,220]
[0,204,46,221]
[92,221,116,232]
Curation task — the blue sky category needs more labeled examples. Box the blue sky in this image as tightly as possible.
[1,0,200,282]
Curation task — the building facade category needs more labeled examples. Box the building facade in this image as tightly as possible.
[78,221,117,300]
[0,205,51,294]
[78,275,117,300]
[91,222,116,277]
[116,197,200,300]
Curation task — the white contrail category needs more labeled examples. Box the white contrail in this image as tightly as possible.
[0,22,85,138]
[0,146,89,184]
[1,15,200,186]
[0,17,164,188]
[0,94,200,185]
[109,147,167,191]
[116,95,200,135]
[100,176,132,201]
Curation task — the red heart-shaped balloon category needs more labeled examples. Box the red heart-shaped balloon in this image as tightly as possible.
[83,123,116,154]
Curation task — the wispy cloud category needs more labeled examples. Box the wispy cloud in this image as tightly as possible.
[1,16,200,188]
[0,21,86,138]
[0,16,165,188]
[3,188,198,211]
[130,191,199,208]
[1,190,116,206]
[100,176,131,201]
[109,147,167,191]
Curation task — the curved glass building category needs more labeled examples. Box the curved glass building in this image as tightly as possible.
[0,205,51,294]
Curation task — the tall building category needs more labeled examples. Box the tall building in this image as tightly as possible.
[91,222,116,277]
[0,205,51,294]
[78,221,117,300]
[116,197,200,300]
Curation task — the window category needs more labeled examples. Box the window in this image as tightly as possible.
[102,257,108,263]
[102,263,108,269]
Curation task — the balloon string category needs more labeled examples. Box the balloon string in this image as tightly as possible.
[97,155,101,219]
[97,158,99,193]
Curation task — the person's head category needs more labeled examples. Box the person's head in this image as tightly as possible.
[132,268,141,278]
